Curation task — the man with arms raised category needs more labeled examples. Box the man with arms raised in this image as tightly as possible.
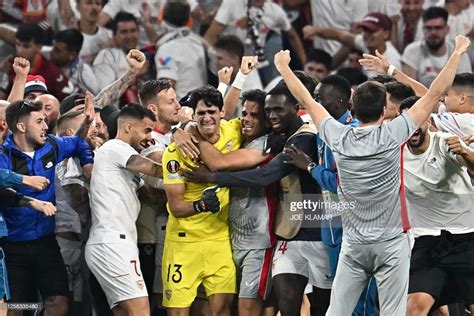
[273,35,471,315]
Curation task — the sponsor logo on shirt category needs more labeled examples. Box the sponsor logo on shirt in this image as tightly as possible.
[45,161,53,169]
[165,289,172,300]
[159,56,172,66]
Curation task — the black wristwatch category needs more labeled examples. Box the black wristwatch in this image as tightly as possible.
[307,162,317,173]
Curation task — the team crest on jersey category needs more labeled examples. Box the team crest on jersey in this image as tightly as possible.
[225,140,233,151]
[165,290,172,300]
[167,160,181,173]
[136,280,144,290]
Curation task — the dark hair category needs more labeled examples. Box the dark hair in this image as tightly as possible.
[452,73,474,92]
[163,0,190,27]
[139,79,173,106]
[267,81,298,107]
[352,81,387,123]
[306,48,332,71]
[336,67,368,87]
[294,70,319,94]
[188,86,224,110]
[119,103,156,121]
[369,74,396,84]
[422,7,448,23]
[15,23,46,45]
[214,35,245,60]
[241,89,267,112]
[112,12,138,35]
[399,96,421,112]
[320,75,352,103]
[385,82,415,105]
[56,110,83,132]
[54,29,84,54]
[5,101,43,132]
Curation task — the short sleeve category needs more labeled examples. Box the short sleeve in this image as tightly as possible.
[386,112,418,145]
[155,45,178,81]
[214,0,234,25]
[162,145,186,185]
[109,141,138,169]
[318,117,347,148]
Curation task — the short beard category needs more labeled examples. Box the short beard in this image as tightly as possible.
[426,38,445,51]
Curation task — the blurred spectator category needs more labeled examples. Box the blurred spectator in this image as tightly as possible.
[0,100,8,142]
[306,0,368,55]
[303,48,332,81]
[93,12,139,94]
[204,0,306,86]
[0,23,75,101]
[402,7,472,86]
[35,93,61,134]
[444,0,473,44]
[343,48,364,70]
[155,0,207,98]
[24,75,48,101]
[392,0,425,52]
[76,0,113,65]
[336,67,368,88]
[304,13,401,74]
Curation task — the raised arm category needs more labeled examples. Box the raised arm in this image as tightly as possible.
[407,36,470,127]
[359,50,428,96]
[274,50,330,130]
[222,56,258,120]
[93,49,146,109]
[8,58,30,102]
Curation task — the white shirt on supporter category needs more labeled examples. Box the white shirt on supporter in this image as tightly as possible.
[46,0,80,32]
[155,26,207,99]
[446,9,473,45]
[102,0,198,48]
[403,131,474,237]
[88,139,143,245]
[214,0,292,44]
[354,35,402,76]
[310,0,368,55]
[80,27,112,65]
[92,47,129,91]
[402,41,472,87]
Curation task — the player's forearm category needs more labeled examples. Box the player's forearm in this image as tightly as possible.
[93,68,138,109]
[168,200,196,218]
[222,86,241,120]
[459,148,474,169]
[393,69,428,97]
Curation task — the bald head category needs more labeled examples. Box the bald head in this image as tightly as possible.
[35,94,60,131]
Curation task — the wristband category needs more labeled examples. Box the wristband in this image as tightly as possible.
[387,64,397,76]
[217,82,228,96]
[231,70,248,90]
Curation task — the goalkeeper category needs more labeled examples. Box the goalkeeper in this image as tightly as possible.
[161,86,241,314]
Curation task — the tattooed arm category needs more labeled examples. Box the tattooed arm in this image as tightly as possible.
[126,154,163,178]
[93,49,146,109]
